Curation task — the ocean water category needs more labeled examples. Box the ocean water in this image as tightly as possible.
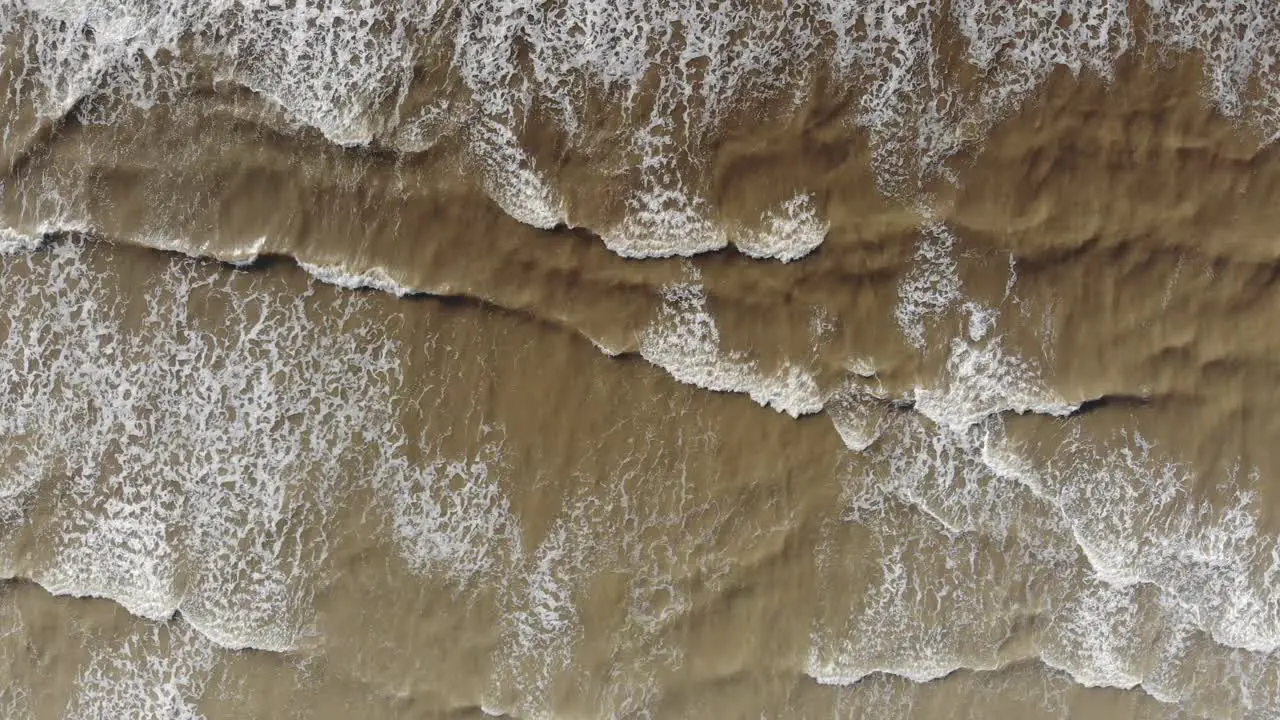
[2,2,1280,718]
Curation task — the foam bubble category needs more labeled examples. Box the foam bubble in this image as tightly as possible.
[953,0,1133,115]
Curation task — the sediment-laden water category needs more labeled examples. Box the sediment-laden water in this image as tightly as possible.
[2,2,1280,718]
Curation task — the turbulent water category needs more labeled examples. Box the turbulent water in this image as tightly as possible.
[2,1,1280,718]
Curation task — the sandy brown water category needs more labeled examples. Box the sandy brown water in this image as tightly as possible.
[3,2,1280,718]
[0,241,1222,719]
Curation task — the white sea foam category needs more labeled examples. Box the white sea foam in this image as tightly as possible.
[639,272,823,417]
[807,521,1030,687]
[0,239,544,659]
[297,259,418,297]
[825,387,889,453]
[0,228,43,255]
[912,333,1076,432]
[733,193,829,263]
[483,389,748,718]
[1146,0,1280,140]
[998,433,1280,658]
[486,518,589,720]
[470,118,568,230]
[811,310,1280,715]
[899,248,1077,429]
[812,409,1280,715]
[809,305,837,344]
[7,1,1267,261]
[0,241,409,651]
[66,620,218,720]
[953,0,1132,117]
[945,345,1254,631]
[378,429,521,588]
[606,137,825,262]
[603,201,727,258]
[602,134,729,258]
[963,301,998,342]
[822,239,1278,714]
[2,225,1276,717]
[7,4,1280,712]
[895,223,964,349]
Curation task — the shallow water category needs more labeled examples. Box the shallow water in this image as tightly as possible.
[2,2,1280,718]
